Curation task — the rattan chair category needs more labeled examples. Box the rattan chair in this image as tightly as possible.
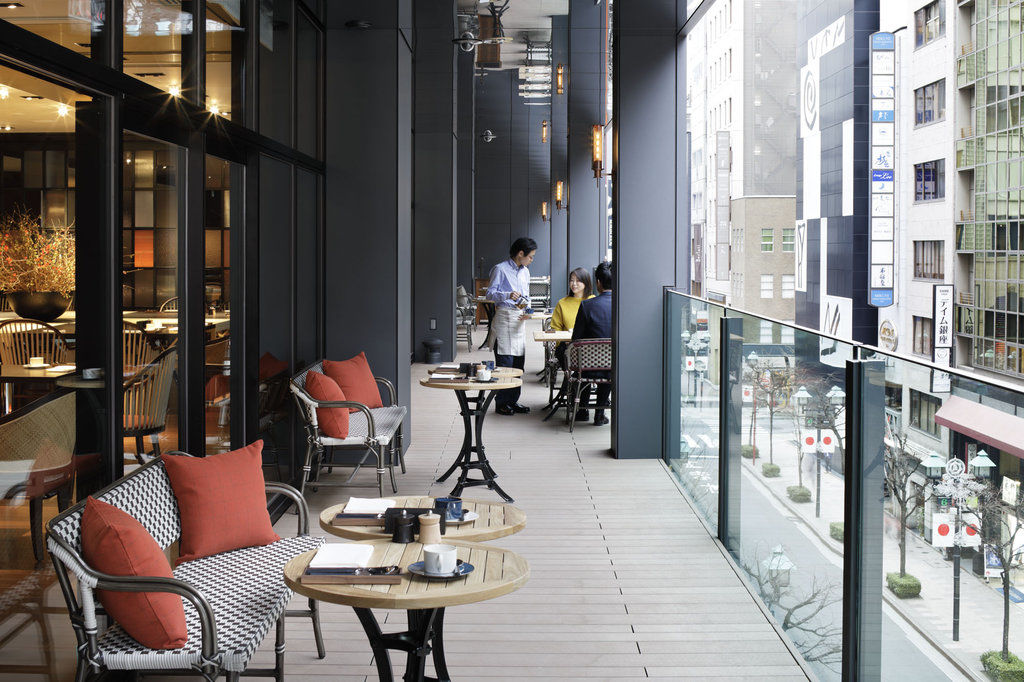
[0,320,69,366]
[565,338,613,432]
[158,296,179,312]
[0,390,76,562]
[123,347,177,465]
[122,321,156,371]
[455,285,476,351]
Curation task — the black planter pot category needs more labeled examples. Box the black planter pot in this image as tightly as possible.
[6,291,72,323]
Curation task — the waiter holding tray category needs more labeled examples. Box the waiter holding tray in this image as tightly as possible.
[486,237,537,415]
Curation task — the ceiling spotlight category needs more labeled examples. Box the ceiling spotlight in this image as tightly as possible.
[57,103,70,117]
[168,84,181,97]
[21,95,41,100]
[209,101,221,115]
[480,129,496,143]
[1,125,13,131]
[6,3,24,8]
[0,87,7,100]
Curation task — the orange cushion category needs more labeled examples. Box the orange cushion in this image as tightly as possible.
[323,353,383,412]
[258,352,288,381]
[81,497,188,649]
[305,370,350,438]
[162,442,280,565]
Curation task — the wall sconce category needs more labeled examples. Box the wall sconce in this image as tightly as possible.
[556,64,565,95]
[592,124,603,179]
[555,181,565,211]
[541,120,549,144]
[541,201,549,222]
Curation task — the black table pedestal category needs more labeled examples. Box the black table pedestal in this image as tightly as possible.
[435,390,514,503]
[355,607,450,682]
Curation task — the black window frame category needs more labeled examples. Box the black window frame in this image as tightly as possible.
[914,159,945,202]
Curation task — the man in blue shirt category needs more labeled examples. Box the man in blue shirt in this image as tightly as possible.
[571,261,613,425]
[486,237,537,415]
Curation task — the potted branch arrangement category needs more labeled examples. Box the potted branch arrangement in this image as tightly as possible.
[0,208,75,322]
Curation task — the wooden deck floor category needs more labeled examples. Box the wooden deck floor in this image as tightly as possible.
[257,328,810,681]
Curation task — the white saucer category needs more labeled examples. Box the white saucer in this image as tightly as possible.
[446,510,479,526]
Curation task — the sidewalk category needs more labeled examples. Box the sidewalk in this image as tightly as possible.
[743,413,1023,678]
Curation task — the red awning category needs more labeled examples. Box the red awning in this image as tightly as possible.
[933,396,1024,460]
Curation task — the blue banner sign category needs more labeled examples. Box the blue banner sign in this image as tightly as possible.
[871,33,895,50]
[870,290,894,307]
[872,110,895,122]
[872,170,894,182]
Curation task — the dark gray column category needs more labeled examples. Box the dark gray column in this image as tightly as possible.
[324,1,412,439]
[567,0,607,274]
[474,71,513,274]
[549,16,569,301]
[456,50,475,292]
[510,81,551,277]
[611,0,679,458]
[412,0,458,361]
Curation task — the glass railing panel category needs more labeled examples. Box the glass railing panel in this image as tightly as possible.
[860,348,1024,679]
[664,292,724,532]
[724,313,852,681]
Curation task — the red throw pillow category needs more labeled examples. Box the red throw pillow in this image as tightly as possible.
[81,497,188,649]
[305,370,350,438]
[323,352,383,412]
[258,352,289,381]
[162,442,280,565]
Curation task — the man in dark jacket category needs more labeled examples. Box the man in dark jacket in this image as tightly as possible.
[571,261,612,425]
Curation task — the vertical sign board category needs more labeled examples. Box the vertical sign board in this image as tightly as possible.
[932,284,954,392]
[870,32,896,307]
[716,132,731,280]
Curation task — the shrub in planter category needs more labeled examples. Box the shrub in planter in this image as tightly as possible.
[741,445,759,460]
[762,463,780,478]
[981,651,1024,682]
[886,572,922,599]
[829,522,844,542]
[786,485,812,503]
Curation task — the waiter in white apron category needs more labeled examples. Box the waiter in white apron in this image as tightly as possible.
[485,237,537,415]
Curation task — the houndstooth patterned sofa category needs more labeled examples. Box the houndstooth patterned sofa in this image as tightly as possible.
[46,457,325,681]
[290,360,407,497]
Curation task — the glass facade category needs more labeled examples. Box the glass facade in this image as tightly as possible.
[0,1,323,670]
[956,2,1024,376]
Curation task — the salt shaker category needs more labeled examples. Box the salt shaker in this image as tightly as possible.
[418,512,442,545]
[392,510,415,544]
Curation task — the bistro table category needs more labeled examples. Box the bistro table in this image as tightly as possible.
[0,365,75,413]
[319,496,526,542]
[532,329,571,343]
[284,539,529,682]
[420,368,521,503]
[472,297,495,349]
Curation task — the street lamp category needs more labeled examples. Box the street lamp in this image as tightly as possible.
[934,458,988,642]
[969,449,997,479]
[920,451,947,480]
[762,545,795,588]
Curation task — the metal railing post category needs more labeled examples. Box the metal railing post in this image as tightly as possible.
[843,359,885,680]
[718,316,743,550]
[663,293,682,463]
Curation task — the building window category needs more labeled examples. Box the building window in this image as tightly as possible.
[913,316,933,356]
[782,227,795,252]
[913,240,944,279]
[760,320,772,344]
[781,275,795,299]
[909,389,941,438]
[760,274,773,298]
[914,80,945,126]
[914,160,945,201]
[761,228,773,252]
[780,325,795,344]
[915,1,945,48]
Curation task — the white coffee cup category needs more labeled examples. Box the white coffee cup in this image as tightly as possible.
[422,543,458,575]
[28,356,45,367]
[477,367,491,381]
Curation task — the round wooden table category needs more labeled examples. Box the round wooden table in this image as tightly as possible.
[285,540,529,682]
[420,372,522,503]
[320,496,527,542]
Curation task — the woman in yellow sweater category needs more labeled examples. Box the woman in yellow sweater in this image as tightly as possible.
[551,267,594,367]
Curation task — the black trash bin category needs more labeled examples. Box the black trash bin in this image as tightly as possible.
[423,338,443,364]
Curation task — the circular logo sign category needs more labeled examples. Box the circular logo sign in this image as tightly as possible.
[966,524,978,536]
[879,320,898,351]
[946,459,966,476]
[822,436,833,446]
[937,523,950,536]
[805,436,815,446]
[802,71,818,131]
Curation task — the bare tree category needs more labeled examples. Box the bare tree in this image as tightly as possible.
[972,481,1024,663]
[749,362,792,464]
[743,546,843,672]
[793,371,846,472]
[882,426,930,576]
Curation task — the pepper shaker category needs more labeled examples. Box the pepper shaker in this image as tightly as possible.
[392,510,415,544]
[418,512,442,545]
